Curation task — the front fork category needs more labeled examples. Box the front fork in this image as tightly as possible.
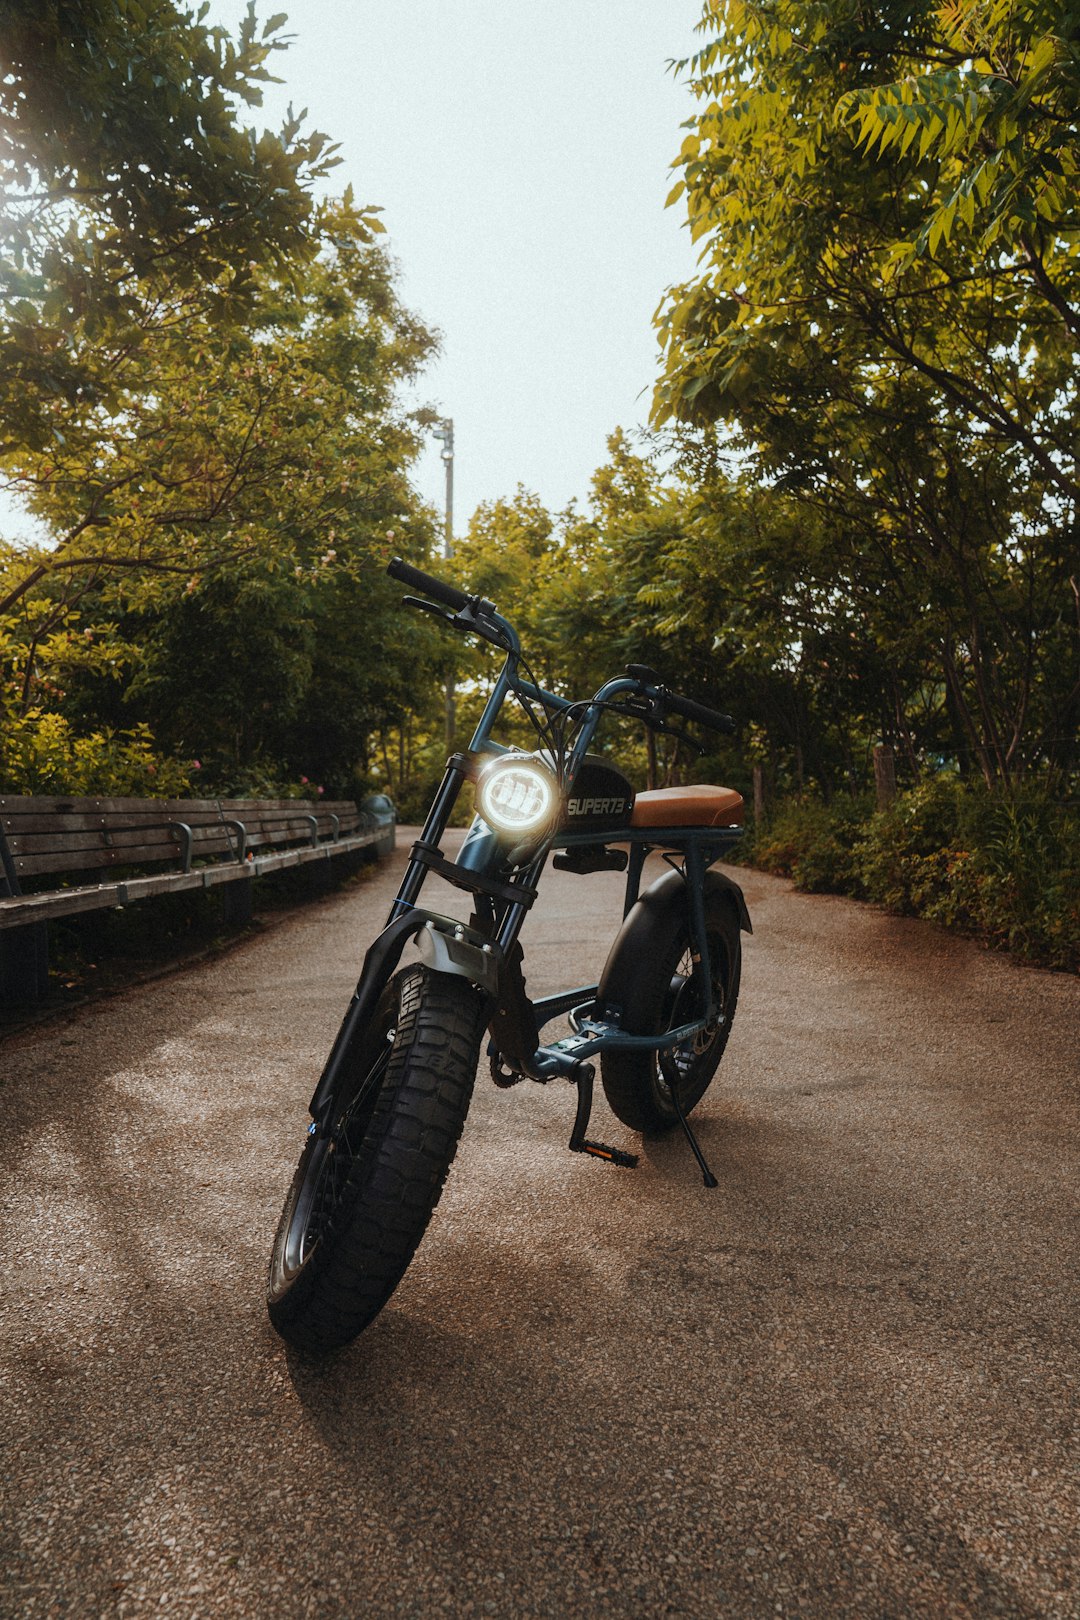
[310,754,538,1127]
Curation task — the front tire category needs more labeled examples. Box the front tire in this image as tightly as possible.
[600,882,741,1135]
[268,964,486,1354]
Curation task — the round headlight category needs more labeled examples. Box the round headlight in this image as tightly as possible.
[476,755,560,840]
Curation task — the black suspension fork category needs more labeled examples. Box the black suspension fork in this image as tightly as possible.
[472,841,556,1073]
[390,753,471,920]
[310,755,475,1126]
[494,841,551,957]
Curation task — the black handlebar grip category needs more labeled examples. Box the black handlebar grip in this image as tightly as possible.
[387,556,469,612]
[664,690,737,735]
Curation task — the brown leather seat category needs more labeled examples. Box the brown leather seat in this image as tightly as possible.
[629,785,744,829]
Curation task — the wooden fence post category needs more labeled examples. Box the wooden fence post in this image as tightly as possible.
[873,744,897,810]
[752,764,765,824]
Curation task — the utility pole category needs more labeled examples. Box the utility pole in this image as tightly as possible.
[432,418,455,750]
[433,418,454,559]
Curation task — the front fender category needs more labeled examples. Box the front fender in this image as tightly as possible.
[308,908,501,1121]
[415,918,500,995]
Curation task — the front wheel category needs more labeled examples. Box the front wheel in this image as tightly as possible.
[267,964,486,1354]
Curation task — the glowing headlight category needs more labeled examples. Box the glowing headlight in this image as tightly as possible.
[476,755,559,840]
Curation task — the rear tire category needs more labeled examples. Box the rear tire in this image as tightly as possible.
[600,889,741,1135]
[267,965,485,1354]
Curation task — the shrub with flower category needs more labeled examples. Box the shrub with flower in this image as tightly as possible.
[0,711,192,797]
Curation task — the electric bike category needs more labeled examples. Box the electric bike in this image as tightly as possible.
[267,557,751,1353]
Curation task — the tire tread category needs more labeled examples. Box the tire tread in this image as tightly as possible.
[268,966,485,1353]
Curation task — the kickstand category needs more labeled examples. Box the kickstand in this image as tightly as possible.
[569,1064,638,1169]
[660,1055,718,1189]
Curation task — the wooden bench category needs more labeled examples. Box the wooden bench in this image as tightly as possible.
[0,793,396,1003]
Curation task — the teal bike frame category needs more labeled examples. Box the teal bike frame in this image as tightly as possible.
[309,561,745,1182]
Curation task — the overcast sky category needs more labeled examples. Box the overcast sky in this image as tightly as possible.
[208,0,703,534]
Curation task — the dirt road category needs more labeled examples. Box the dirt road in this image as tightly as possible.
[1,833,1077,1618]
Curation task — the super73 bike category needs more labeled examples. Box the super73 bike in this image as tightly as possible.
[267,557,751,1353]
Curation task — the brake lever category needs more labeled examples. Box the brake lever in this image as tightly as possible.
[402,596,511,655]
[611,698,704,756]
[402,594,456,626]
[654,720,704,754]
[452,599,511,649]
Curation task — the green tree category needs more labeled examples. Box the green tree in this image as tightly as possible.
[653,0,1080,786]
[838,0,1080,291]
[0,0,371,451]
[0,214,441,792]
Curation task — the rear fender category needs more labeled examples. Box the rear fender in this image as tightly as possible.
[597,866,750,1020]
[708,868,752,935]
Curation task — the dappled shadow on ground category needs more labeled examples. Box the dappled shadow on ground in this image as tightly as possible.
[1,860,1077,1617]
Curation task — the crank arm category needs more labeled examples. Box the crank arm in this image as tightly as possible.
[568,1064,638,1169]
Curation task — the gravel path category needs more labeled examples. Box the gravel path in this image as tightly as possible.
[1,831,1077,1619]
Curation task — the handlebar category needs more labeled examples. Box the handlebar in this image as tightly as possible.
[662,689,737,736]
[386,555,736,737]
[387,556,469,613]
[625,662,736,735]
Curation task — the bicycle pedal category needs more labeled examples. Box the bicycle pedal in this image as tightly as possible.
[572,1138,639,1169]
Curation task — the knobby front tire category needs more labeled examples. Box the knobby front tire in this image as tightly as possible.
[267,964,486,1355]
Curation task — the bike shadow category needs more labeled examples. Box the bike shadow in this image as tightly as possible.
[279,1085,1054,1614]
[279,1244,1044,1620]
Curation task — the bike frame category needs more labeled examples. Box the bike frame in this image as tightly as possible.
[309,599,743,1133]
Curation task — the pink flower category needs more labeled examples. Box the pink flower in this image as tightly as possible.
[192,760,201,769]
[300,775,309,784]
[317,785,325,795]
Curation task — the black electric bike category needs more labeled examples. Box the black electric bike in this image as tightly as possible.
[267,557,751,1353]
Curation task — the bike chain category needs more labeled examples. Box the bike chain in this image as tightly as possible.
[489,1049,527,1088]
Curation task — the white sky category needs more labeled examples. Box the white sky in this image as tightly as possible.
[210,0,703,534]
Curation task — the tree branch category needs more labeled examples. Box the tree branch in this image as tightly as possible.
[1020,234,1080,342]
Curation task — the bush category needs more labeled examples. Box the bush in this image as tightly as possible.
[740,778,1079,972]
[854,776,968,914]
[0,710,192,797]
[738,793,870,893]
[0,715,332,803]
[201,757,329,801]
